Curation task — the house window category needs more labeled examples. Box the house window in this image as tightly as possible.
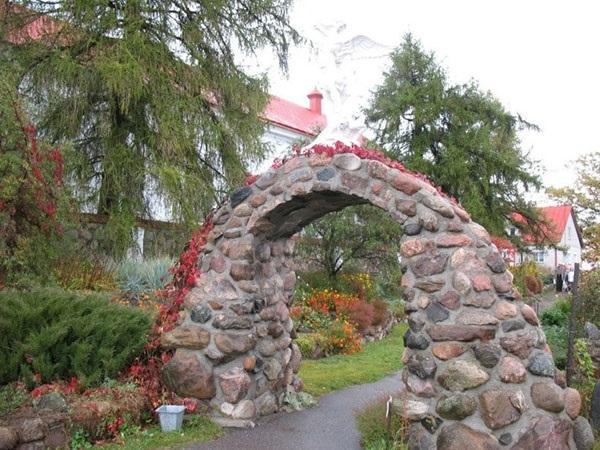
[509,227,516,236]
[533,250,545,263]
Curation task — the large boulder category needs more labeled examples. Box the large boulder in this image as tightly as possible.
[0,427,18,450]
[437,423,500,450]
[511,416,571,450]
[162,350,216,399]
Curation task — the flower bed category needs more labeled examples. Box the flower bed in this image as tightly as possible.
[291,273,396,359]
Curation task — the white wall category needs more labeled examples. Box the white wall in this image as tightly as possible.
[256,124,309,173]
[557,213,582,266]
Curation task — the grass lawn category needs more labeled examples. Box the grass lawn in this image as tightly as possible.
[99,416,223,450]
[299,323,407,397]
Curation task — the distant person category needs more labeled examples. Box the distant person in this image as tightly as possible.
[555,265,564,293]
[556,264,567,294]
[566,266,575,292]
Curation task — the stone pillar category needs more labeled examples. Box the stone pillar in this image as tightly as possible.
[399,209,589,448]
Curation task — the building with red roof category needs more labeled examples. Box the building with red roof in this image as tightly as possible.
[494,205,583,269]
[261,90,326,166]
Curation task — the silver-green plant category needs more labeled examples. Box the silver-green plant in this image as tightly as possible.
[116,257,174,293]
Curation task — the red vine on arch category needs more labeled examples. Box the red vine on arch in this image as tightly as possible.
[246,140,459,205]
[124,217,214,409]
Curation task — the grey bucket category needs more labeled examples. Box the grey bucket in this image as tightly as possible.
[155,405,186,432]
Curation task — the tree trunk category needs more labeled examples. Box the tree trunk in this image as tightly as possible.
[566,263,581,386]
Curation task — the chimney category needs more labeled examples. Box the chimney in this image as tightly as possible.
[307,88,323,115]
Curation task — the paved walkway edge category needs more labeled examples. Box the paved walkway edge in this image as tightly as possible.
[185,372,405,450]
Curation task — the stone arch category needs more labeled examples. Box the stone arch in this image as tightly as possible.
[161,144,584,448]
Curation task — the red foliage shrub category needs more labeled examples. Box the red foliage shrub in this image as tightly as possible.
[371,299,389,327]
[30,377,80,398]
[300,288,380,334]
[524,274,542,295]
[0,98,65,284]
[320,318,362,355]
[347,300,375,333]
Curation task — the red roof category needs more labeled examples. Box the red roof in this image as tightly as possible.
[491,236,516,251]
[263,95,326,137]
[513,205,579,245]
[4,6,63,44]
[539,205,572,241]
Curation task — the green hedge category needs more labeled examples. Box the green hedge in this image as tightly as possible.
[540,297,571,370]
[0,289,152,387]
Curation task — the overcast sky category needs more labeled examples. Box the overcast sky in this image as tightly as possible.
[257,0,600,191]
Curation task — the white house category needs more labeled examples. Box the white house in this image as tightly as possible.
[496,205,584,270]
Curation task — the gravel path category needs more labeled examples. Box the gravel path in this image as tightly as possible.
[536,285,567,314]
[185,372,404,450]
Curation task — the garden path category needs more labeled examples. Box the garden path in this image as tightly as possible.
[185,372,404,450]
[536,285,566,314]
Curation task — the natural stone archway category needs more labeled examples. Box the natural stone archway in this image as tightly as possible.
[161,143,591,448]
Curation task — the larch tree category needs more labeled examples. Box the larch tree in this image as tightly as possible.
[2,0,300,256]
[364,34,543,237]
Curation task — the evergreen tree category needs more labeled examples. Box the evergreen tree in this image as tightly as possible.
[365,34,542,236]
[2,0,300,255]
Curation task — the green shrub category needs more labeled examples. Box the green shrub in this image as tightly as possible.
[0,289,152,387]
[543,325,568,369]
[579,269,600,328]
[540,297,571,327]
[540,271,554,286]
[295,333,319,358]
[574,338,596,418]
[540,297,571,370]
[0,383,29,416]
[116,257,174,293]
